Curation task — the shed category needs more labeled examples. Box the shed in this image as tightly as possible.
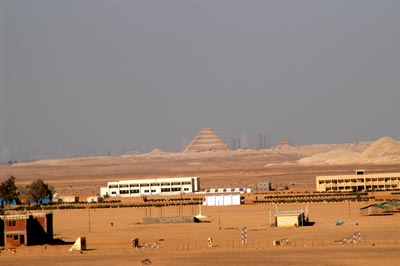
[257,182,272,191]
[87,196,104,203]
[360,204,389,216]
[381,201,400,212]
[275,211,305,227]
[205,192,241,206]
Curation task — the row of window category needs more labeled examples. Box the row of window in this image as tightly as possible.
[6,234,20,240]
[117,187,190,194]
[325,184,398,190]
[109,181,193,189]
[319,177,400,184]
[8,221,17,226]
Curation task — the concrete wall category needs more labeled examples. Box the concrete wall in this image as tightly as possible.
[143,216,194,224]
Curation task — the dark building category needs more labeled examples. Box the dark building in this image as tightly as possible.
[0,213,53,247]
[257,182,272,191]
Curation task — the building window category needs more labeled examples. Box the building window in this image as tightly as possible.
[14,235,19,240]
[8,221,16,227]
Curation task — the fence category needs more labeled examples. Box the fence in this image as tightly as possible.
[1,237,399,258]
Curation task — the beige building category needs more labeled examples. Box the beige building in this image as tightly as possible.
[275,211,305,227]
[316,170,400,192]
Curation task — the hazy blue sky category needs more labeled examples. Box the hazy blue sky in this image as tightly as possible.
[1,0,400,157]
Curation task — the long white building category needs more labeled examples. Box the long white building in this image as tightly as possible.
[100,177,200,197]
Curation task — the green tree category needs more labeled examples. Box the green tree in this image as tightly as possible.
[28,179,53,203]
[0,176,19,204]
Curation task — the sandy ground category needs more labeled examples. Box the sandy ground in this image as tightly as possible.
[1,202,400,266]
[1,140,400,265]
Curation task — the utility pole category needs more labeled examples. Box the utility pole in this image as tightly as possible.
[218,202,221,230]
[88,207,91,233]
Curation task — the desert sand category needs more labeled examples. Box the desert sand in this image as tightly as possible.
[1,203,400,266]
[1,137,400,265]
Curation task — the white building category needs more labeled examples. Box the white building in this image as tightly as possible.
[100,177,200,197]
[204,188,249,206]
[205,192,241,206]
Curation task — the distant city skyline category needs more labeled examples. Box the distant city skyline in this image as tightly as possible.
[1,1,400,163]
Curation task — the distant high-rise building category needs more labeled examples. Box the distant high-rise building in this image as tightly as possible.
[231,138,237,150]
[240,133,250,149]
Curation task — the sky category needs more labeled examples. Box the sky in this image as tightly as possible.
[1,0,400,159]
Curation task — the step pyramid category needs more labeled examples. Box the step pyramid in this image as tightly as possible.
[183,128,230,153]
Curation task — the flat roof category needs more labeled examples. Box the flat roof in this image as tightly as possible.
[0,213,50,220]
[360,204,389,210]
[108,177,198,184]
[276,211,303,216]
[381,201,400,207]
[316,172,400,179]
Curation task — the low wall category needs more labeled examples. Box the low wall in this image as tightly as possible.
[143,216,194,224]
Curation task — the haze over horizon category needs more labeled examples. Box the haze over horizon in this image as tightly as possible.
[1,1,400,161]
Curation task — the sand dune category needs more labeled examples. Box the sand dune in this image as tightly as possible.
[298,137,400,165]
[362,137,400,159]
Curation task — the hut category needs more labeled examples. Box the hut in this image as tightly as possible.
[275,211,305,227]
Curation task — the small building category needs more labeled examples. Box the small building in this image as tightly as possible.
[87,196,104,203]
[275,211,305,227]
[205,191,241,206]
[0,198,18,206]
[0,213,53,247]
[257,182,272,191]
[53,195,79,203]
[360,204,389,216]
